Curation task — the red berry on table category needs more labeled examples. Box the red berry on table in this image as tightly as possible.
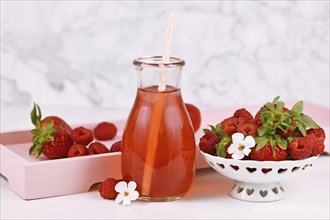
[94,122,117,140]
[250,143,288,161]
[199,132,220,155]
[29,103,73,159]
[288,137,313,160]
[88,142,109,155]
[98,178,119,200]
[67,144,89,157]
[110,140,122,152]
[71,126,94,145]
[185,103,202,133]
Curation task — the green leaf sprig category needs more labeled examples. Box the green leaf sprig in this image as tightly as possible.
[255,97,319,154]
[203,123,231,158]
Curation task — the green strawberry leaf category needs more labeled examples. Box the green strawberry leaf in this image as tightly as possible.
[274,134,287,150]
[287,136,294,143]
[288,110,301,119]
[30,103,42,128]
[256,138,268,150]
[263,126,276,135]
[46,120,54,130]
[296,121,307,136]
[265,102,275,111]
[203,128,211,134]
[258,126,266,136]
[272,96,280,104]
[30,104,37,126]
[269,138,276,154]
[209,125,216,132]
[300,114,319,129]
[215,123,221,131]
[291,101,303,114]
[216,136,231,158]
[276,101,285,111]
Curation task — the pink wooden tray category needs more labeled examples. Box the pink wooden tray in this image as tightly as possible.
[1,102,328,200]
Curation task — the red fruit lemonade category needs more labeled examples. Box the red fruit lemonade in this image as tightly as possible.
[122,85,196,201]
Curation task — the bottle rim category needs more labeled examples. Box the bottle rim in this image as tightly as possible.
[133,56,185,67]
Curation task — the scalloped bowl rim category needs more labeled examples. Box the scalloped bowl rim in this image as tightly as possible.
[199,149,319,183]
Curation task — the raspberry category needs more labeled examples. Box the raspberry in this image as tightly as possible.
[88,142,109,155]
[250,143,288,161]
[71,126,94,145]
[110,140,122,152]
[221,117,239,135]
[288,137,313,160]
[307,135,325,156]
[307,128,325,143]
[185,103,202,132]
[255,111,262,126]
[199,132,219,155]
[94,122,117,141]
[122,174,133,183]
[67,144,89,157]
[98,178,119,200]
[233,108,254,120]
[237,123,258,136]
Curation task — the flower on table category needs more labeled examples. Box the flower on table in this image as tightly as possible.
[114,181,139,206]
[228,133,255,160]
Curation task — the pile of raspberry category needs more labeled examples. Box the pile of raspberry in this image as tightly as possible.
[68,122,122,158]
[199,97,326,161]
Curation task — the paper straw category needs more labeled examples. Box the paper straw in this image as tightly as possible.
[141,12,176,196]
[158,12,176,91]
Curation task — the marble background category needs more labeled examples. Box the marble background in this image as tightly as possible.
[1,1,329,112]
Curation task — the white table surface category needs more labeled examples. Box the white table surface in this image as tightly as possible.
[1,106,329,219]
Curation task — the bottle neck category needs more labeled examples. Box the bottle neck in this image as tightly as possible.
[136,66,183,90]
[133,56,185,91]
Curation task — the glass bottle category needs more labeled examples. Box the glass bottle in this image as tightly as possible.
[122,56,196,202]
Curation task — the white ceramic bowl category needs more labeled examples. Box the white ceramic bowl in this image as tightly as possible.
[200,150,319,202]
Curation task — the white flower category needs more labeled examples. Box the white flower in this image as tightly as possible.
[228,133,256,160]
[114,181,139,206]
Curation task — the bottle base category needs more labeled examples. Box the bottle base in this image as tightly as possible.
[138,195,182,202]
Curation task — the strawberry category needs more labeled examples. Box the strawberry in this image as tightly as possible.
[88,142,109,155]
[41,116,72,134]
[29,103,73,159]
[250,143,288,161]
[110,140,122,153]
[185,103,202,132]
[71,126,94,145]
[67,144,89,157]
[199,132,219,155]
[94,122,117,141]
[98,178,119,200]
[288,137,312,160]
